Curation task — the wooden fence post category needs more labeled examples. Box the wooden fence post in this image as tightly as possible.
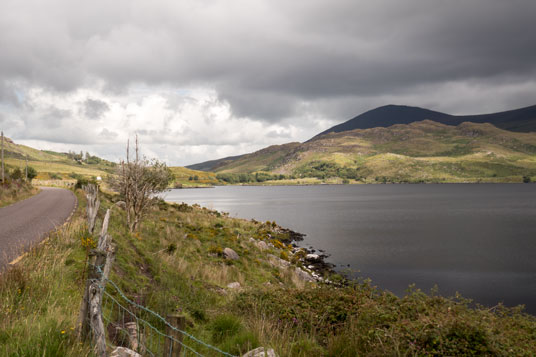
[164,315,185,357]
[78,207,114,351]
[86,184,100,234]
[89,282,107,357]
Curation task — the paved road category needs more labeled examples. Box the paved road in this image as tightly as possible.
[0,187,77,270]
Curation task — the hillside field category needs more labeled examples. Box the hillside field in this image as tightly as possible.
[208,121,536,183]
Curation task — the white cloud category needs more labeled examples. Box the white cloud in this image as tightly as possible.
[4,84,327,165]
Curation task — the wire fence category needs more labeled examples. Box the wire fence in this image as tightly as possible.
[93,265,237,357]
[81,186,237,357]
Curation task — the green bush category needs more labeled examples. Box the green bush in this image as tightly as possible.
[10,167,23,180]
[221,331,259,355]
[74,177,96,189]
[27,166,37,181]
[210,315,259,355]
[210,314,243,343]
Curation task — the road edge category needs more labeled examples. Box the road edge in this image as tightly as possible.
[7,188,79,267]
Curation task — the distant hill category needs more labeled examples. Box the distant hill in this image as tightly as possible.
[2,136,215,187]
[312,104,536,139]
[188,121,536,183]
[186,154,245,172]
[1,136,115,181]
[168,166,220,187]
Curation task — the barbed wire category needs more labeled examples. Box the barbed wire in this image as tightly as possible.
[93,264,237,357]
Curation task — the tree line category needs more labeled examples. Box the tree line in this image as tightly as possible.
[216,172,295,184]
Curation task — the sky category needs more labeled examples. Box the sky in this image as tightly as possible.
[0,0,535,166]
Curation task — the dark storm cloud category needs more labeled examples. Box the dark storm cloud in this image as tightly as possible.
[83,98,109,119]
[0,0,535,121]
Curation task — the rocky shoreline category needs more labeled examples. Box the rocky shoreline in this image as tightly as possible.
[256,222,343,285]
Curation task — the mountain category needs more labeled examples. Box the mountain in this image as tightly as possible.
[312,104,536,139]
[188,120,536,183]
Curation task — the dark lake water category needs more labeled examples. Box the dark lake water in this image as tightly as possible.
[165,184,536,314]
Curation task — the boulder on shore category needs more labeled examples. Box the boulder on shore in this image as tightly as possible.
[295,267,314,282]
[306,253,320,261]
[267,254,290,268]
[242,347,278,357]
[227,282,241,289]
[256,240,269,251]
[223,247,239,260]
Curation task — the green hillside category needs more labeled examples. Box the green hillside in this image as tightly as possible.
[1,137,214,188]
[169,166,220,187]
[210,121,536,183]
[1,136,115,182]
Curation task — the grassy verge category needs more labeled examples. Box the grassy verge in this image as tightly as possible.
[1,189,535,356]
[0,190,91,355]
[0,182,40,208]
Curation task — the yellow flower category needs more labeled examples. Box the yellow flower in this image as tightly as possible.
[61,330,66,334]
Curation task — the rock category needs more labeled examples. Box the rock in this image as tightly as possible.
[267,254,290,268]
[256,240,269,250]
[115,201,126,209]
[227,282,241,289]
[223,247,239,260]
[242,347,278,357]
[110,347,141,357]
[306,253,320,260]
[249,237,256,243]
[295,267,315,282]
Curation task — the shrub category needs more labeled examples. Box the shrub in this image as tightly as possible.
[210,314,243,343]
[10,167,22,180]
[221,330,259,356]
[108,136,174,232]
[210,315,258,355]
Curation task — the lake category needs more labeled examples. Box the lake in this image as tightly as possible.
[164,184,536,313]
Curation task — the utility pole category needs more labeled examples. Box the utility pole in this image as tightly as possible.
[1,131,4,186]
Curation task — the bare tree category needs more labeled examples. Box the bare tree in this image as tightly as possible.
[111,136,174,232]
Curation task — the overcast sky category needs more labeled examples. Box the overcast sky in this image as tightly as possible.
[1,0,535,165]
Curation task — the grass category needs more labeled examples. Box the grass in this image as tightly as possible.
[0,190,92,356]
[0,181,40,208]
[1,188,535,355]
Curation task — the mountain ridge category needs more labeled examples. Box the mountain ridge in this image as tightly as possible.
[312,104,536,140]
[187,120,536,183]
